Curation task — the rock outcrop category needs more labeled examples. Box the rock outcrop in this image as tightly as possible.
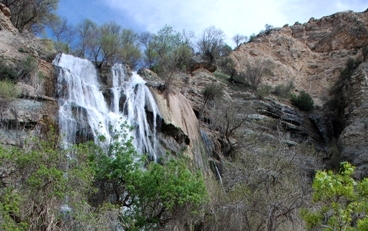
[338,62,368,178]
[0,8,57,146]
[231,9,368,106]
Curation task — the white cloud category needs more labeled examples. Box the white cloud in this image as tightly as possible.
[103,0,368,47]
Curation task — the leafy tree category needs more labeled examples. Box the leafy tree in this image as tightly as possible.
[90,124,207,230]
[217,56,236,79]
[0,130,98,230]
[119,28,142,69]
[302,162,368,230]
[75,19,98,58]
[90,21,123,68]
[1,0,59,33]
[197,26,225,62]
[141,25,194,88]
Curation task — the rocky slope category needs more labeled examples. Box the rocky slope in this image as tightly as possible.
[231,9,368,106]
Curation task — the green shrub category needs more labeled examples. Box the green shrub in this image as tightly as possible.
[90,125,207,230]
[0,80,20,99]
[291,91,314,111]
[302,162,368,231]
[0,59,17,81]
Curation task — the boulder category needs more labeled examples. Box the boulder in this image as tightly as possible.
[1,6,11,18]
[190,55,217,73]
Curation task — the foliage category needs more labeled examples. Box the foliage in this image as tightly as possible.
[217,56,236,78]
[0,130,100,230]
[49,17,75,53]
[202,83,224,103]
[119,28,142,69]
[2,0,60,33]
[90,125,207,230]
[0,79,20,99]
[140,25,193,87]
[302,162,368,231]
[0,58,17,81]
[291,91,314,111]
[197,26,225,62]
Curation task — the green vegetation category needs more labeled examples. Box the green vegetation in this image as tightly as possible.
[140,25,193,88]
[0,126,206,230]
[2,0,60,33]
[0,80,20,100]
[302,162,368,230]
[291,91,314,111]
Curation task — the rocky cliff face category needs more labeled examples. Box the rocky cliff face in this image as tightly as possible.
[231,9,368,106]
[219,9,368,176]
[0,9,57,146]
[338,62,368,178]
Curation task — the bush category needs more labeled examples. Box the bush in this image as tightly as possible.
[202,83,224,103]
[0,59,17,81]
[0,80,20,100]
[302,162,368,231]
[291,91,314,111]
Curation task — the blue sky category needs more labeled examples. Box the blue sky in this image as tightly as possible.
[58,0,368,46]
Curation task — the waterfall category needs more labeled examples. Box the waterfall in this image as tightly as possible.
[53,53,160,160]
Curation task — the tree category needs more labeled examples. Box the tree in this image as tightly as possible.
[0,130,99,230]
[209,99,248,157]
[93,21,123,68]
[90,124,207,230]
[141,25,194,88]
[232,34,247,47]
[197,26,225,62]
[1,0,59,33]
[75,19,97,58]
[302,162,368,230]
[217,56,237,79]
[49,17,75,53]
[119,28,142,69]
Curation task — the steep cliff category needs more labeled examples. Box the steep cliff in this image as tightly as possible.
[0,9,57,146]
[231,9,368,106]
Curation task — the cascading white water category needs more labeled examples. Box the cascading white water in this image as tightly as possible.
[53,53,160,160]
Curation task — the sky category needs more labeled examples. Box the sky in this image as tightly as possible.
[58,0,368,47]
